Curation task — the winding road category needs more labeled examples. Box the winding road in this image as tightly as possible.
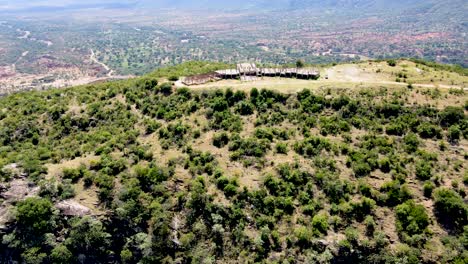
[90,49,114,77]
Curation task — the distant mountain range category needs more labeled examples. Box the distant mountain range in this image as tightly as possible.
[133,0,467,14]
[2,0,466,14]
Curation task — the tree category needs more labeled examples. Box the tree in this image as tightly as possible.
[395,200,430,237]
[415,161,432,180]
[440,106,465,127]
[65,217,111,261]
[16,197,54,235]
[403,133,420,153]
[448,125,461,143]
[433,188,468,233]
[159,82,173,95]
[50,244,73,264]
[21,247,47,264]
[168,76,179,81]
[312,213,329,236]
[213,132,229,148]
[296,60,305,68]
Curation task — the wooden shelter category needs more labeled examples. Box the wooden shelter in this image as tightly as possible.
[215,69,240,79]
[181,63,320,86]
[237,63,258,76]
[182,73,220,85]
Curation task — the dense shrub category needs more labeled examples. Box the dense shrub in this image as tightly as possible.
[380,180,412,206]
[395,200,430,237]
[229,136,270,159]
[417,122,442,139]
[448,125,461,143]
[423,181,435,198]
[15,197,54,235]
[236,101,255,115]
[0,68,466,263]
[440,106,465,127]
[213,132,230,148]
[415,161,433,180]
[433,188,468,232]
[403,133,420,153]
[387,60,397,67]
[312,213,329,236]
[294,136,332,157]
[275,142,288,154]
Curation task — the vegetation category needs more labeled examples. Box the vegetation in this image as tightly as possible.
[0,62,467,263]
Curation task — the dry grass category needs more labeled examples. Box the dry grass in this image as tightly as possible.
[74,179,106,215]
[45,155,100,180]
[176,60,468,93]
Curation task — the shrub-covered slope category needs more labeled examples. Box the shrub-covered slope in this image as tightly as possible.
[0,64,467,263]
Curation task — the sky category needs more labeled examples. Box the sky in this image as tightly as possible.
[0,0,137,11]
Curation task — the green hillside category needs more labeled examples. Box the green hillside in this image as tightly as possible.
[0,61,467,263]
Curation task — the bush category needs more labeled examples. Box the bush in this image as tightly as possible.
[423,181,435,198]
[50,244,73,264]
[168,76,179,81]
[380,180,412,206]
[396,200,430,237]
[254,128,275,142]
[403,133,420,153]
[312,213,329,236]
[448,125,461,143]
[275,142,288,154]
[216,176,229,190]
[417,122,442,139]
[295,226,312,247]
[159,83,173,95]
[294,136,332,157]
[433,188,468,232]
[224,184,238,197]
[62,165,87,183]
[386,122,407,136]
[387,60,397,67]
[415,161,433,180]
[229,137,270,159]
[353,162,372,177]
[213,132,229,148]
[16,197,54,234]
[236,101,255,115]
[440,106,464,127]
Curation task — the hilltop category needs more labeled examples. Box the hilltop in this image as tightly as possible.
[0,60,467,263]
[173,60,468,93]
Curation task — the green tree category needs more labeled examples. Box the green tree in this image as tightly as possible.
[16,197,54,235]
[448,125,461,143]
[65,217,111,261]
[21,247,47,264]
[403,133,420,153]
[50,244,73,264]
[395,200,430,237]
[387,60,397,67]
[312,213,329,236]
[296,60,305,68]
[440,106,464,127]
[433,188,468,232]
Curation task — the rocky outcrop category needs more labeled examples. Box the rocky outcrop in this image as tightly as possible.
[55,200,92,216]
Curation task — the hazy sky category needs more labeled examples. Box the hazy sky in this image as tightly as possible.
[0,0,136,10]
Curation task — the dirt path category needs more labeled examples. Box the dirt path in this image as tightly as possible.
[90,49,114,77]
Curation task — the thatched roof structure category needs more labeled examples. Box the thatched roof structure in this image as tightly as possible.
[181,63,320,85]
